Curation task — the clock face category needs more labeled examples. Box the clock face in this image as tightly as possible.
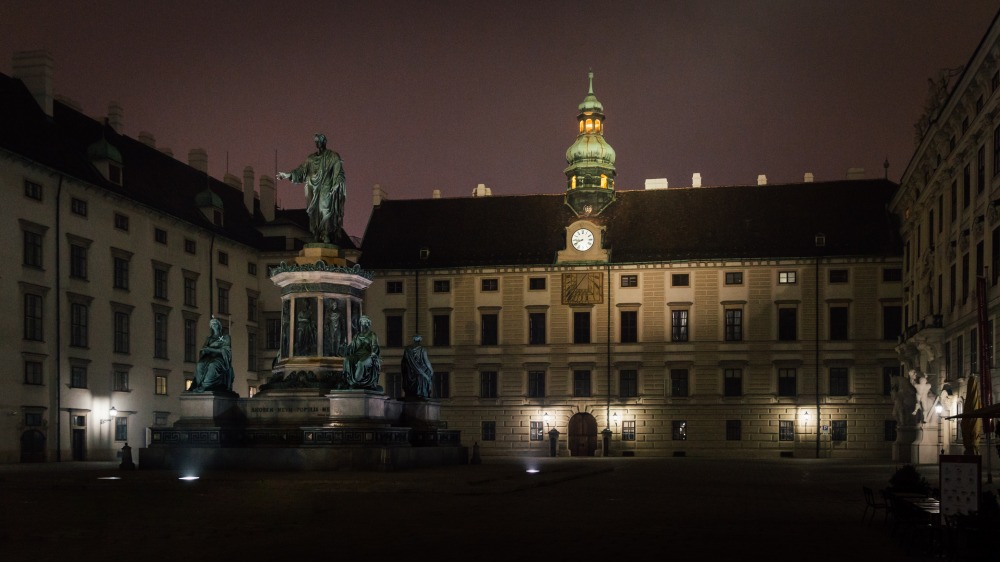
[571,228,595,251]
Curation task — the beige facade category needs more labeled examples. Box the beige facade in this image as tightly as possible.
[892,12,1000,463]
[367,257,902,458]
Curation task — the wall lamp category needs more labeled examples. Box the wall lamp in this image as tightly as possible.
[100,407,118,424]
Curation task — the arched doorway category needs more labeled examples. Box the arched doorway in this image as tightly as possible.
[568,412,598,457]
[20,429,46,463]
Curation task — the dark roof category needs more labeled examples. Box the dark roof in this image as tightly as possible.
[360,180,901,269]
[0,72,311,247]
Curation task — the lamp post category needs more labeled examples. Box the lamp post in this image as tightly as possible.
[545,412,559,458]
[935,403,944,456]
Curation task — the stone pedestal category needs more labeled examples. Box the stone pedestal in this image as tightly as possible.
[327,390,390,425]
[401,400,442,428]
[176,391,242,426]
[245,389,331,426]
[911,424,944,464]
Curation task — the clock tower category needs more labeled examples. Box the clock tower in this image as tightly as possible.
[564,71,616,217]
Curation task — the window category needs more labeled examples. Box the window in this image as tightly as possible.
[481,421,496,441]
[154,313,168,359]
[432,314,450,346]
[724,368,742,397]
[432,372,450,399]
[831,420,847,442]
[69,244,87,279]
[672,420,687,441]
[529,277,546,290]
[385,315,403,347]
[573,370,591,397]
[620,310,638,343]
[265,318,281,350]
[386,280,403,294]
[184,318,197,362]
[778,368,796,397]
[726,420,742,441]
[883,366,899,396]
[528,312,546,344]
[481,313,498,345]
[247,262,257,276]
[828,269,849,283]
[24,361,42,385]
[883,268,902,282]
[247,294,258,322]
[154,267,168,300]
[480,371,498,398]
[113,369,130,391]
[883,306,902,341]
[671,369,689,397]
[71,198,87,216]
[724,309,742,341]
[113,311,130,353]
[154,228,167,244]
[527,371,545,398]
[829,306,849,340]
[725,272,743,285]
[217,285,230,315]
[530,421,545,441]
[671,273,689,287]
[777,307,797,341]
[671,309,689,342]
[23,293,43,341]
[619,369,637,398]
[622,420,636,441]
[25,412,43,426]
[481,278,498,292]
[114,213,129,231]
[155,374,168,395]
[184,276,197,307]
[70,365,87,388]
[573,311,591,344]
[778,271,797,284]
[70,302,88,347]
[24,179,42,200]
[779,420,794,442]
[23,229,43,268]
[829,367,849,396]
[218,251,229,266]
[113,257,130,290]
[884,420,897,441]
[621,275,638,288]
[114,417,127,441]
[433,280,450,292]
[184,238,196,254]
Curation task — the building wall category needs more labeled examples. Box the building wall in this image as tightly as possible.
[367,258,902,459]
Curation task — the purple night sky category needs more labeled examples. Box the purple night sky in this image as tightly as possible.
[1,1,997,238]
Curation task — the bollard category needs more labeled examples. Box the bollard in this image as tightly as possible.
[470,441,481,464]
[601,428,612,457]
[119,442,135,470]
[548,428,560,457]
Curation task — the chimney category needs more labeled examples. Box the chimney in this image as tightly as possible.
[644,178,668,190]
[12,50,54,116]
[757,174,767,186]
[472,183,492,197]
[432,189,441,199]
[243,166,255,213]
[259,174,275,222]
[223,172,240,189]
[188,148,208,173]
[138,132,156,148]
[372,183,387,206]
[692,173,702,188]
[107,102,124,133]
[803,172,814,183]
[846,167,865,180]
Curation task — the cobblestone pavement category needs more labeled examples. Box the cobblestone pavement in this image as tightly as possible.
[0,457,980,561]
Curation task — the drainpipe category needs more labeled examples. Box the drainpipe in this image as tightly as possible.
[607,262,612,430]
[55,175,64,461]
[815,236,823,458]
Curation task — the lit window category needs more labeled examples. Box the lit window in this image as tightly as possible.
[778,271,797,284]
[779,420,794,441]
[530,421,544,441]
[622,420,636,441]
[155,375,168,395]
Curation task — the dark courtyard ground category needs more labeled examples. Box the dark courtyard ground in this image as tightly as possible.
[0,456,989,561]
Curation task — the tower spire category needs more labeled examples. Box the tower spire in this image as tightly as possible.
[564,71,617,217]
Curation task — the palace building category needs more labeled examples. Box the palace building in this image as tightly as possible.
[1,53,903,463]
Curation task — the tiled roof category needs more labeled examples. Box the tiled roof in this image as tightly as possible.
[360,180,901,269]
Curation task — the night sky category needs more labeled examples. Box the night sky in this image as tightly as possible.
[1,1,998,238]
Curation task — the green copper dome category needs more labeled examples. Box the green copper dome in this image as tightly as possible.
[86,137,123,163]
[564,71,616,216]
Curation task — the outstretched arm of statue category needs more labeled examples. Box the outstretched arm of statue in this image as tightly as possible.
[276,172,291,181]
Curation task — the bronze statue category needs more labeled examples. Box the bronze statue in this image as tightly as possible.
[277,133,346,244]
[341,315,382,391]
[401,335,433,399]
[188,317,234,392]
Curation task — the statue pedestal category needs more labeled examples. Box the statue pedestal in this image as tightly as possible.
[326,390,391,425]
[893,426,918,463]
[910,424,943,464]
[401,399,442,428]
[176,391,241,426]
[245,388,332,426]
